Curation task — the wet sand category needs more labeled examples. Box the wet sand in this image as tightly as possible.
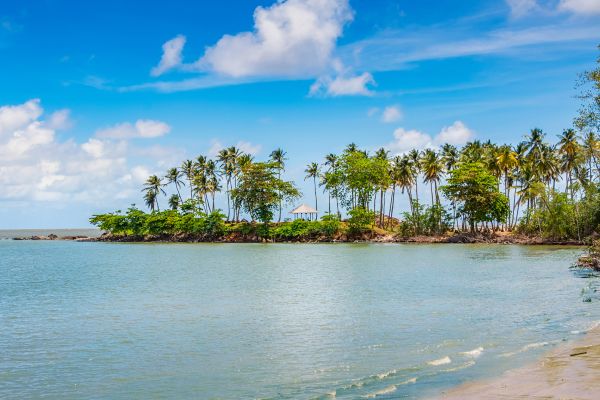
[434,328,600,399]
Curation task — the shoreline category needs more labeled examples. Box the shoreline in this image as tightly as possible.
[11,231,585,246]
[431,326,600,399]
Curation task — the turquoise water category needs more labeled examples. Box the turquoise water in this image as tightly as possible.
[1,241,598,399]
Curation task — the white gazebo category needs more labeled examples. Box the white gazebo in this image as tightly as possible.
[290,204,318,221]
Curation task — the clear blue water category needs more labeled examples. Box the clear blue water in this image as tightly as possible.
[1,239,598,399]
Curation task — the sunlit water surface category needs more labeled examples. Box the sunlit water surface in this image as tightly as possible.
[1,240,598,399]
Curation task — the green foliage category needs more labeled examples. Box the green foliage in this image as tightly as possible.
[442,162,509,231]
[320,214,341,238]
[519,186,600,240]
[519,191,576,239]
[231,162,300,224]
[347,207,375,234]
[399,201,451,236]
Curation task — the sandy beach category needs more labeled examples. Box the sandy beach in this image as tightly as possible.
[434,327,600,399]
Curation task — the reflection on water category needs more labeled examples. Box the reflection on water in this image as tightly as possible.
[0,242,598,399]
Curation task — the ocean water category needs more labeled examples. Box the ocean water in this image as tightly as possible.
[1,241,598,399]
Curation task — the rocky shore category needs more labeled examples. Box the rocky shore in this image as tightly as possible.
[12,234,96,241]
[82,231,584,245]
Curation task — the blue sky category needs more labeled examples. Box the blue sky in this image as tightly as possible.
[1,0,599,228]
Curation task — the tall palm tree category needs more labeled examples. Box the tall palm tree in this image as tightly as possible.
[181,160,195,200]
[142,175,165,211]
[270,148,287,221]
[305,162,320,214]
[420,149,443,206]
[165,167,185,203]
[582,132,599,183]
[324,153,338,215]
[408,149,421,205]
[558,128,581,198]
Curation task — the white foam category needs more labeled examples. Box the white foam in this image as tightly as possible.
[460,347,484,358]
[376,369,397,379]
[500,342,549,358]
[363,385,397,398]
[428,356,452,366]
[441,360,476,372]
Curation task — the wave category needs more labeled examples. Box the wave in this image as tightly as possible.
[362,378,417,398]
[499,341,549,358]
[440,360,476,372]
[460,347,484,358]
[428,356,452,366]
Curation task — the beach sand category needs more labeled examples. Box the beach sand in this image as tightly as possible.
[434,327,600,400]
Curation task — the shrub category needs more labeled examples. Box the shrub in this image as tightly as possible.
[347,207,375,234]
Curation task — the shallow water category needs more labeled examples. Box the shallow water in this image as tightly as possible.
[0,242,598,399]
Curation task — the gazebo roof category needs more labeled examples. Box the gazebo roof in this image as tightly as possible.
[290,204,318,214]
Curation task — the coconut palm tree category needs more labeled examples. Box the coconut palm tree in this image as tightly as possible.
[168,194,180,210]
[142,175,165,211]
[558,128,581,198]
[165,167,185,203]
[305,162,320,213]
[408,149,421,205]
[324,153,338,215]
[420,149,444,206]
[270,148,287,221]
[582,131,599,183]
[181,160,195,200]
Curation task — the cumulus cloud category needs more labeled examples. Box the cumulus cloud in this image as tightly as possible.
[46,109,73,130]
[558,0,600,14]
[0,99,171,205]
[151,35,186,76]
[95,119,171,139]
[435,121,475,145]
[141,0,373,95]
[381,105,403,123]
[194,0,353,78]
[208,139,262,157]
[386,121,475,154]
[309,72,375,97]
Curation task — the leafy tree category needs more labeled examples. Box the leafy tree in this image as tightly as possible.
[442,162,509,232]
[231,162,300,224]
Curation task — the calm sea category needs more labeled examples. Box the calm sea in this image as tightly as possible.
[1,241,598,399]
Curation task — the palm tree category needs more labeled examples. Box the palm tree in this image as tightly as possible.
[408,149,421,205]
[181,160,195,200]
[165,167,185,203]
[420,149,443,206]
[324,153,338,215]
[305,162,320,214]
[558,128,581,198]
[270,148,287,221]
[144,190,158,212]
[168,194,180,210]
[582,132,599,183]
[142,175,165,211]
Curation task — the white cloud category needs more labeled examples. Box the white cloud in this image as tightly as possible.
[0,99,172,206]
[47,109,72,130]
[0,99,43,136]
[386,121,474,154]
[194,0,353,78]
[434,121,475,145]
[208,139,262,157]
[381,105,403,123]
[558,0,600,14]
[506,0,538,17]
[387,128,433,154]
[95,119,171,139]
[309,72,375,97]
[151,35,186,76]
